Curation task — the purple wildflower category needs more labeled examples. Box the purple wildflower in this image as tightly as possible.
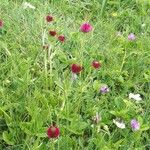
[128,33,136,41]
[131,119,140,131]
[100,86,109,94]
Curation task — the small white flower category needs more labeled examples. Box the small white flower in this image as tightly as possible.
[71,73,77,80]
[103,125,109,131]
[23,2,35,9]
[5,79,11,84]
[116,31,122,37]
[141,23,146,27]
[129,93,142,101]
[91,124,94,128]
[113,119,125,129]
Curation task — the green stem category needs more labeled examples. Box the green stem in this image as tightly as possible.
[101,0,108,17]
[120,50,127,72]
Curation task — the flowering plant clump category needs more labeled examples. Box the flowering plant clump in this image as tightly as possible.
[1,1,149,150]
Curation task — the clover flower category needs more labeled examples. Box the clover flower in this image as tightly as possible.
[46,15,53,22]
[92,60,101,69]
[58,35,65,42]
[100,86,109,94]
[47,125,60,138]
[49,30,57,36]
[80,22,92,33]
[131,119,140,131]
[128,33,136,41]
[71,64,83,74]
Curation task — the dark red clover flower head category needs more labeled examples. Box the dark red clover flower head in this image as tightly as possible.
[46,15,53,22]
[58,35,65,42]
[49,30,57,36]
[71,64,83,74]
[92,60,101,69]
[47,125,60,138]
[0,19,4,28]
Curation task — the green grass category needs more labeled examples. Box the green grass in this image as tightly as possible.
[0,0,150,149]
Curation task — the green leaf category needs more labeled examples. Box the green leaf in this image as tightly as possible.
[0,108,12,126]
[136,0,150,5]
[118,75,124,83]
[3,131,14,145]
[141,125,150,131]
[19,122,33,135]
[67,121,88,135]
[93,80,100,91]
[109,110,129,119]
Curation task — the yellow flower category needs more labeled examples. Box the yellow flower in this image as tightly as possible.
[111,12,118,17]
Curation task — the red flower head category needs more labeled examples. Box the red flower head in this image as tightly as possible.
[58,35,65,42]
[46,15,53,22]
[71,64,83,74]
[47,125,60,138]
[92,60,101,69]
[49,30,57,36]
[0,20,4,28]
[80,22,92,33]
